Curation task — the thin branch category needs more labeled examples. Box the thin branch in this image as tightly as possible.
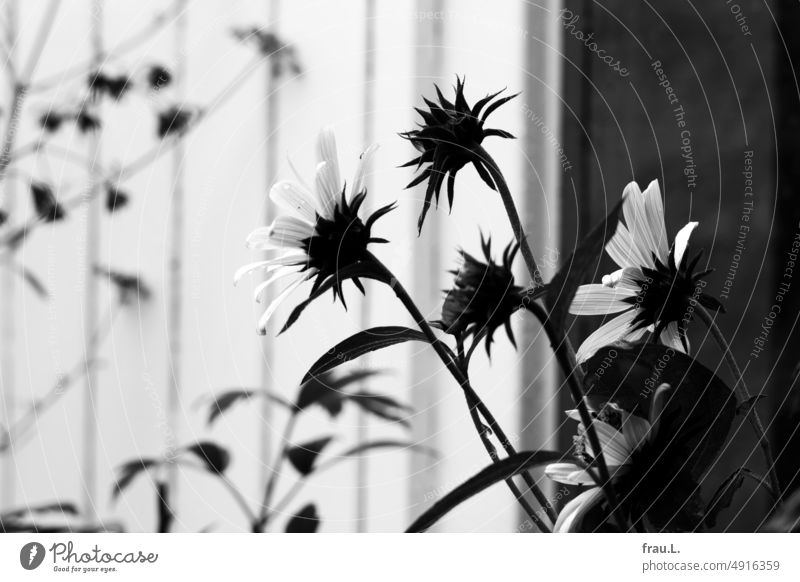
[696,305,781,499]
[367,252,553,532]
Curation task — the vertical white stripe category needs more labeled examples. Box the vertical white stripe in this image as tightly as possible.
[519,0,564,518]
[259,0,282,498]
[166,0,189,502]
[81,0,103,524]
[407,0,445,530]
[0,0,19,511]
[355,0,377,533]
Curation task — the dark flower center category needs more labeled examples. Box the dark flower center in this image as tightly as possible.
[438,238,523,356]
[621,249,722,348]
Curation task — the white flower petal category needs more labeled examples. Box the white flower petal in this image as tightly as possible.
[648,383,673,440]
[351,143,379,199]
[673,221,698,266]
[270,180,317,222]
[642,179,669,263]
[316,125,342,194]
[234,257,305,285]
[565,409,581,422]
[620,411,652,453]
[575,308,637,363]
[287,154,311,191]
[256,271,314,333]
[554,488,606,533]
[606,223,652,269]
[261,215,315,249]
[622,181,660,266]
[314,161,339,219]
[570,284,636,315]
[253,267,301,303]
[545,463,595,486]
[659,320,686,353]
[590,421,633,467]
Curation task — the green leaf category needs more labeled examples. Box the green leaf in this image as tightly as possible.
[285,503,319,533]
[280,262,391,334]
[345,392,412,427]
[286,436,334,476]
[207,388,293,425]
[113,458,159,499]
[303,327,429,384]
[406,450,562,532]
[294,369,381,416]
[544,198,624,329]
[584,344,737,481]
[185,442,231,475]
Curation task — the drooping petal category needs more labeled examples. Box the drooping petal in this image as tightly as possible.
[642,179,669,263]
[545,463,596,486]
[570,284,636,315]
[287,154,311,191]
[622,181,660,266]
[673,221,698,266]
[606,223,652,269]
[620,411,652,453]
[659,320,686,353]
[312,161,339,220]
[589,421,633,467]
[256,271,314,334]
[350,143,379,199]
[252,266,301,303]
[316,125,342,193]
[233,251,310,285]
[575,308,637,363]
[258,215,315,249]
[269,180,317,222]
[554,488,606,533]
[648,383,673,440]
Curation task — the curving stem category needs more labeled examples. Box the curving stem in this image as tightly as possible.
[527,300,636,532]
[696,305,781,500]
[367,252,554,532]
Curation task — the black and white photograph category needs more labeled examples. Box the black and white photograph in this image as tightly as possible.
[0,0,799,579]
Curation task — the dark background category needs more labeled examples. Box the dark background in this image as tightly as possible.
[557,0,799,531]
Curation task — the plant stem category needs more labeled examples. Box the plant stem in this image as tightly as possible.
[367,253,553,532]
[180,460,257,525]
[474,144,542,288]
[256,411,298,531]
[696,305,781,499]
[527,300,635,531]
[473,144,584,386]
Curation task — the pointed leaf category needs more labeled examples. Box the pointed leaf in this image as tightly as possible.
[345,392,412,427]
[185,442,231,475]
[207,388,293,425]
[285,503,319,533]
[286,436,333,476]
[17,265,49,298]
[406,450,562,532]
[295,369,383,418]
[303,327,429,384]
[113,458,159,499]
[545,198,624,329]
